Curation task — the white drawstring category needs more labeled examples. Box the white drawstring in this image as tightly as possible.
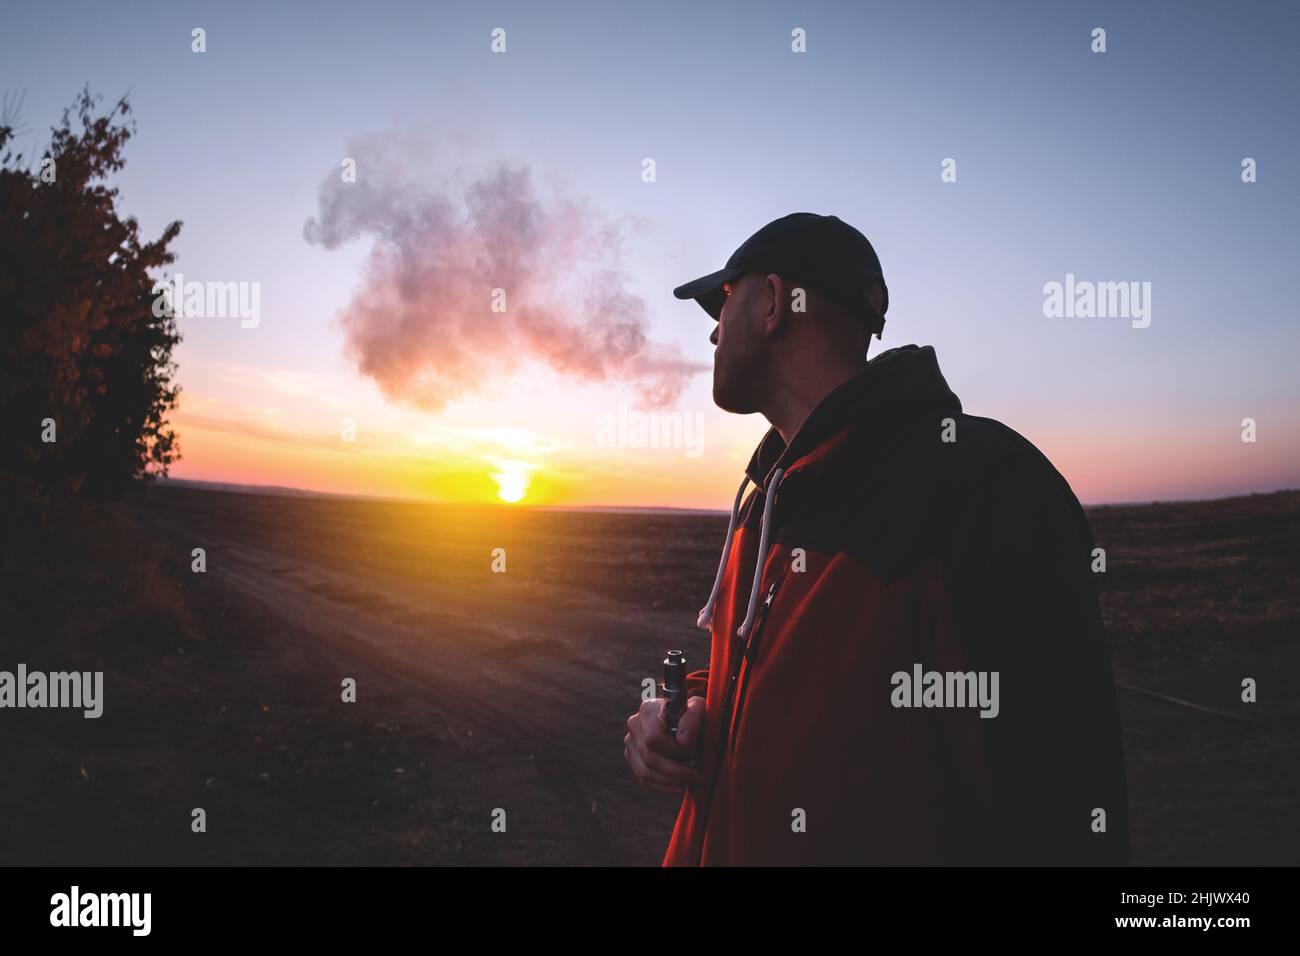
[736,468,784,639]
[697,476,749,630]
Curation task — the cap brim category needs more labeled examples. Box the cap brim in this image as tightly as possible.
[673,267,743,320]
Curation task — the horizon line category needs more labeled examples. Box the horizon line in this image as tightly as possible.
[153,475,1299,515]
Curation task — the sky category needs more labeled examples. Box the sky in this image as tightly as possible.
[4,0,1298,508]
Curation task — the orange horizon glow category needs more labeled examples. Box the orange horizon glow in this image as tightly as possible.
[168,400,1300,512]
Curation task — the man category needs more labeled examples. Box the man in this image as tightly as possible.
[623,213,1130,865]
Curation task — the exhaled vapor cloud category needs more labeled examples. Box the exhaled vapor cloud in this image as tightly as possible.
[304,136,704,412]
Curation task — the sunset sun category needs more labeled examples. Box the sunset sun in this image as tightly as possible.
[489,458,534,504]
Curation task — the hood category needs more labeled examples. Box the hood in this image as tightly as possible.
[744,344,962,491]
[698,344,961,635]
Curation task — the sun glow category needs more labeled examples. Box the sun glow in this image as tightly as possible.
[488,457,535,504]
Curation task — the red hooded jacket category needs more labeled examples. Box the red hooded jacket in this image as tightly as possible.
[662,345,1130,865]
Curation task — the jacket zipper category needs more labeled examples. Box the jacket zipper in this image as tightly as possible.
[696,567,774,858]
[693,567,785,864]
[693,475,789,862]
[727,573,784,755]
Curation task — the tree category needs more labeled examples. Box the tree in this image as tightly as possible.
[0,88,182,500]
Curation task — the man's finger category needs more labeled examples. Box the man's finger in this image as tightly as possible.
[637,743,702,786]
[642,700,699,760]
[644,720,694,760]
[629,698,663,745]
[626,736,691,792]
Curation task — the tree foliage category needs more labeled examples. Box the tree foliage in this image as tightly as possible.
[1,88,182,499]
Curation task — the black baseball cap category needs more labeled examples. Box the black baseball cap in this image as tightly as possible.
[673,212,889,337]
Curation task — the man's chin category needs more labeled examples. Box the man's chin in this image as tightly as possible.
[712,383,756,415]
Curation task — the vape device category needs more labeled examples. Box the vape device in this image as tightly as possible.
[661,649,687,737]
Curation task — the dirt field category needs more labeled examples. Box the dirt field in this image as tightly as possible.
[2,484,1297,865]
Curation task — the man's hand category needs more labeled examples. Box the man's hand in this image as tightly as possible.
[624,696,705,794]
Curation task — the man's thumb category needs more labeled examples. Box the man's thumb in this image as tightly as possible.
[676,696,706,745]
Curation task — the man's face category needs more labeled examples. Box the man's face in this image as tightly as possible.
[709,274,767,414]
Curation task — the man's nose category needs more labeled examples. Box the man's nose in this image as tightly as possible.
[709,325,719,346]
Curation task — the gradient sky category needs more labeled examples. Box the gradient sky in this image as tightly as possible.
[5,0,1298,508]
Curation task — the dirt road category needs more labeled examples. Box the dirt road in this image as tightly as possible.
[120,485,720,865]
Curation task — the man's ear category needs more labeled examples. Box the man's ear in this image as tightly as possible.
[866,279,886,320]
[863,279,887,339]
[762,273,790,337]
